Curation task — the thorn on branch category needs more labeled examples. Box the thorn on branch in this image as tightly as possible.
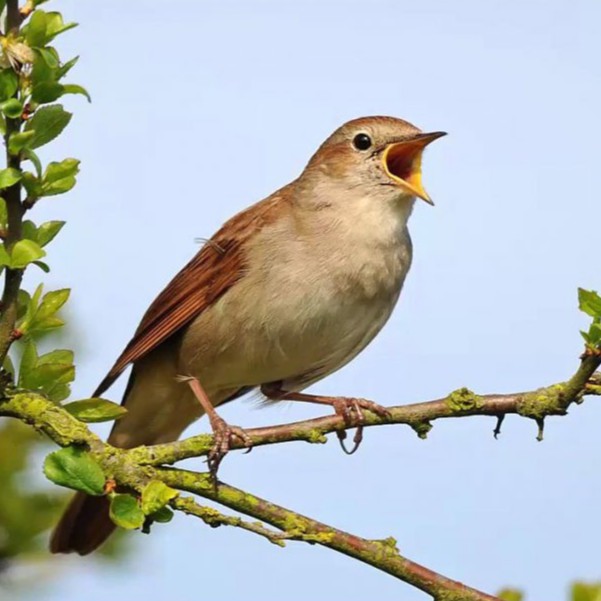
[493,415,505,439]
[535,417,545,442]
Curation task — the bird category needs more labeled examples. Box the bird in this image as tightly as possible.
[50,115,445,555]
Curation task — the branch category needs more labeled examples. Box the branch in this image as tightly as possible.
[0,0,25,365]
[170,495,289,547]
[1,356,599,600]
[126,359,601,467]
[160,469,500,601]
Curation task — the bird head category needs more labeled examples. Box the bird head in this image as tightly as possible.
[303,116,446,205]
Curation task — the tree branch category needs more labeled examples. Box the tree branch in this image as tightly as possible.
[125,361,601,467]
[160,468,500,601]
[0,0,25,365]
[1,356,600,600]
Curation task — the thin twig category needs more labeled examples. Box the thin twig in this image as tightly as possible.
[0,0,25,366]
[1,363,599,601]
[130,369,601,467]
[160,468,500,601]
[171,496,288,547]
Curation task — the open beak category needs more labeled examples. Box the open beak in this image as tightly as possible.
[382,131,446,205]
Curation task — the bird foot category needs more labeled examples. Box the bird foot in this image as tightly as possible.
[330,397,391,455]
[207,413,253,476]
[331,396,391,425]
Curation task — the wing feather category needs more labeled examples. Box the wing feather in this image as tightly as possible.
[93,192,287,397]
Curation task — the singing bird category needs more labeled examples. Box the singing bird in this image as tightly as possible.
[50,116,445,555]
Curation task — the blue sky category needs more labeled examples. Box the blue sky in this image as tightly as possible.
[25,1,601,599]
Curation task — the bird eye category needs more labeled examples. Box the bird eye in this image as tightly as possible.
[352,133,372,151]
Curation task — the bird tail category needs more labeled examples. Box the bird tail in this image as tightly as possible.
[49,492,114,555]
[48,372,139,555]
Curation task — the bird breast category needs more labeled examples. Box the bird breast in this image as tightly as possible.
[181,195,414,394]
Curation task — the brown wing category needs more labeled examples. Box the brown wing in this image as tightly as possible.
[93,191,289,397]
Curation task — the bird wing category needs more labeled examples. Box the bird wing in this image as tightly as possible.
[93,192,287,397]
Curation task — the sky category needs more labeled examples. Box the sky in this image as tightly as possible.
[14,0,601,599]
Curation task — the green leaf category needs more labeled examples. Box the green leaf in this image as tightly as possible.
[0,198,6,227]
[44,158,79,182]
[109,494,145,530]
[43,446,105,495]
[0,245,10,267]
[31,282,44,307]
[25,10,49,47]
[24,104,72,149]
[37,220,64,246]
[16,289,31,320]
[33,259,50,273]
[47,383,71,402]
[41,159,80,198]
[8,131,35,155]
[45,13,78,42]
[578,288,601,319]
[0,69,19,102]
[3,353,15,380]
[572,582,601,601]
[38,349,73,366]
[31,48,56,85]
[21,171,42,198]
[1,98,23,118]
[27,362,74,389]
[42,176,76,196]
[37,288,69,319]
[18,340,38,387]
[62,84,91,103]
[57,55,79,79]
[32,81,64,103]
[497,590,523,601]
[141,480,179,515]
[9,239,46,268]
[23,149,43,178]
[64,398,127,423]
[148,506,174,523]
[37,46,59,69]
[21,219,38,242]
[0,167,22,189]
[31,315,64,333]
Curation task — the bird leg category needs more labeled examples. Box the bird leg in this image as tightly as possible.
[261,385,391,455]
[177,375,253,476]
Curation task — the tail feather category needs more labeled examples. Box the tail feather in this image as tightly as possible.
[49,492,115,555]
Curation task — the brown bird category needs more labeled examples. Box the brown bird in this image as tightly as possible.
[50,116,445,555]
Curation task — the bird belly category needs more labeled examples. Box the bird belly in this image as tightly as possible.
[180,232,411,396]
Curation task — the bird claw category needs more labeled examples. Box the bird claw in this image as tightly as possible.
[207,416,253,476]
[332,397,390,455]
[332,397,391,425]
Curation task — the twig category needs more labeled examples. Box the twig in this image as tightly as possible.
[171,496,288,547]
[160,468,500,601]
[128,368,601,467]
[0,361,599,601]
[0,0,25,366]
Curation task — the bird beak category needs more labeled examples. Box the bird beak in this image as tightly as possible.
[382,131,446,205]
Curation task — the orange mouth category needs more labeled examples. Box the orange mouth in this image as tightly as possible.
[382,131,446,204]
